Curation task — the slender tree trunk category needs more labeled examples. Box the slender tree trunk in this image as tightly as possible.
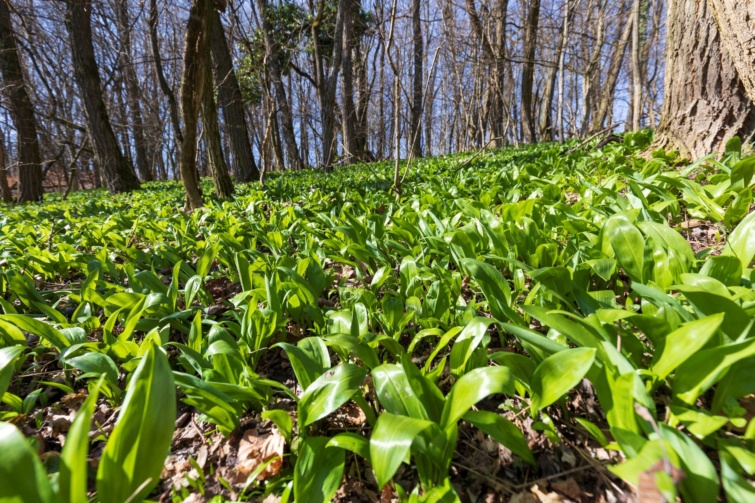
[149,0,183,147]
[630,0,642,130]
[409,0,423,158]
[65,0,140,194]
[116,0,153,181]
[0,0,43,202]
[178,0,210,209]
[257,0,302,171]
[0,129,11,203]
[341,0,357,163]
[203,30,234,199]
[521,0,540,144]
[556,0,570,141]
[539,0,572,141]
[654,0,755,159]
[210,11,259,182]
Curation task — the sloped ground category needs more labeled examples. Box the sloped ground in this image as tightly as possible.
[1,132,754,502]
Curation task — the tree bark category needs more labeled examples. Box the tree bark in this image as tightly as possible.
[409,0,423,158]
[630,0,642,130]
[521,0,540,144]
[0,0,43,202]
[149,0,183,147]
[257,0,302,171]
[0,129,11,203]
[707,0,755,101]
[210,10,259,182]
[116,0,153,181]
[341,0,357,163]
[539,0,572,141]
[178,0,211,209]
[203,28,234,199]
[65,0,141,194]
[654,0,755,159]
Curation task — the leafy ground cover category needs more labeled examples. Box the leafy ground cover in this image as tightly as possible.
[1,132,755,502]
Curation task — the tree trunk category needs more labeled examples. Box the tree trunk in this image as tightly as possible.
[178,0,210,209]
[409,0,423,158]
[0,129,11,203]
[630,0,642,130]
[65,0,141,194]
[149,0,183,147]
[521,0,540,144]
[654,0,755,159]
[210,11,259,182]
[707,0,755,101]
[116,0,153,182]
[0,0,43,202]
[203,34,234,199]
[539,0,572,141]
[257,0,302,171]
[341,0,357,163]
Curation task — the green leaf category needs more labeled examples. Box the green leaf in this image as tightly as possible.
[262,409,293,444]
[370,412,434,488]
[461,259,523,324]
[0,314,70,351]
[294,436,345,503]
[298,363,366,428]
[449,317,494,377]
[530,348,596,414]
[372,364,430,419]
[64,353,119,384]
[96,344,176,503]
[0,422,54,503]
[605,216,646,283]
[277,338,331,391]
[651,314,723,381]
[0,346,25,397]
[440,366,514,429]
[723,209,755,269]
[327,432,370,460]
[464,410,534,465]
[60,378,103,503]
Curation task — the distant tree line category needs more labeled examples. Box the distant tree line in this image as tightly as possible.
[0,0,752,207]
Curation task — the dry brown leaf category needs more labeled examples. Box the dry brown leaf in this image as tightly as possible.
[510,491,539,503]
[551,478,582,501]
[637,460,685,503]
[237,428,285,481]
[531,484,565,503]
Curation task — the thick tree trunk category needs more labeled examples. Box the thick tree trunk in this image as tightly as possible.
[409,0,423,158]
[521,0,540,144]
[65,0,141,194]
[116,0,153,182]
[178,0,210,209]
[0,0,43,202]
[210,11,259,182]
[654,0,755,159]
[707,0,755,101]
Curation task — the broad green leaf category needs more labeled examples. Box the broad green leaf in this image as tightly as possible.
[372,364,430,419]
[97,344,176,503]
[0,422,54,503]
[277,337,330,391]
[370,412,434,488]
[530,348,596,414]
[0,346,25,397]
[723,209,755,269]
[449,317,494,377]
[294,436,345,503]
[605,216,646,283]
[651,314,723,381]
[461,259,523,324]
[327,432,370,460]
[298,363,366,427]
[440,366,514,429]
[0,314,70,351]
[464,410,534,465]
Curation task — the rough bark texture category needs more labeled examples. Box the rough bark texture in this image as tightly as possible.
[0,0,43,202]
[179,0,210,209]
[409,0,423,158]
[654,0,755,159]
[210,11,259,182]
[65,0,141,194]
[707,0,755,101]
[520,0,540,144]
[116,0,153,181]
